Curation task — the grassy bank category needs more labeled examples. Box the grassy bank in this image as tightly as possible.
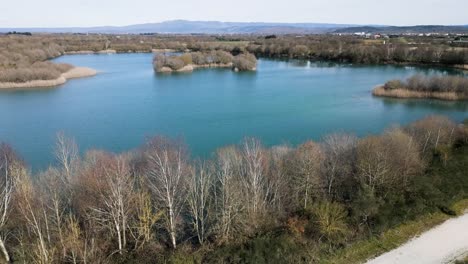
[325,199,468,264]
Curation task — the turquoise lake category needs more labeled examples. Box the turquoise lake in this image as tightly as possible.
[0,53,467,170]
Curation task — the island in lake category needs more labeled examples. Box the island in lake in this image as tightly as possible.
[373,74,468,101]
[153,50,257,73]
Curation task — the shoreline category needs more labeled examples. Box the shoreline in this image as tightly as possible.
[0,67,97,89]
[372,86,468,101]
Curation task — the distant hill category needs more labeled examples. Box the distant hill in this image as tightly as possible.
[1,20,467,35]
[333,25,468,34]
[0,20,357,34]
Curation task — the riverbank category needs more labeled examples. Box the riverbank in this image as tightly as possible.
[0,67,97,89]
[372,85,467,100]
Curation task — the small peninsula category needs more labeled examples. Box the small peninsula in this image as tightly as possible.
[0,37,97,89]
[373,75,468,101]
[0,66,97,89]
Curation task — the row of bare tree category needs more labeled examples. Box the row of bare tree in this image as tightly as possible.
[0,116,466,263]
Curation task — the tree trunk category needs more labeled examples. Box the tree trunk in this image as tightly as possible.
[169,206,176,249]
[0,237,10,263]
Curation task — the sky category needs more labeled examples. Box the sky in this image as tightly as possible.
[1,0,467,27]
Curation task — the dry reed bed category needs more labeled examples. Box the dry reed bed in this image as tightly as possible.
[0,67,97,89]
[372,86,467,101]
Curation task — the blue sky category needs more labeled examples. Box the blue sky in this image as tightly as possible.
[2,0,467,27]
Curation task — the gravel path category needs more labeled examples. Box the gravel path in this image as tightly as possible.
[366,214,468,264]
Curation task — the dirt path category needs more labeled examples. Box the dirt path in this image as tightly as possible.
[366,214,468,264]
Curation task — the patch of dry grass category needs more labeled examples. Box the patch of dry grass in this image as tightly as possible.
[372,86,466,100]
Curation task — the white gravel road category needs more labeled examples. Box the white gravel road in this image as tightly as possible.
[366,214,468,264]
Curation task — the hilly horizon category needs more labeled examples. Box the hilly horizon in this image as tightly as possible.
[0,19,467,34]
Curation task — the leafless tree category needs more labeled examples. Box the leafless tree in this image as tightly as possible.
[240,138,269,226]
[55,131,79,184]
[322,133,357,198]
[267,145,291,213]
[356,129,423,192]
[15,175,52,263]
[187,161,213,245]
[0,144,21,263]
[213,146,244,243]
[144,137,189,249]
[90,155,133,255]
[289,141,323,209]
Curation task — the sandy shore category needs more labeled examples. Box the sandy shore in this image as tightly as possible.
[372,86,467,101]
[366,213,468,264]
[0,67,97,89]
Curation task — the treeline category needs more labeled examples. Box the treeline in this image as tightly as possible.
[244,36,468,65]
[153,50,257,72]
[0,116,467,263]
[6,32,32,36]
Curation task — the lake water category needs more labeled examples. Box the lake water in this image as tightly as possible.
[0,53,467,170]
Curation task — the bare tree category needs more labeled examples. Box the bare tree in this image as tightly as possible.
[0,144,22,263]
[267,145,291,213]
[240,138,269,226]
[322,133,357,198]
[38,168,69,259]
[289,141,323,209]
[188,161,213,245]
[213,146,244,243]
[90,155,133,255]
[356,129,423,192]
[406,115,459,157]
[55,131,79,184]
[144,137,189,249]
[15,175,52,263]
[356,136,392,192]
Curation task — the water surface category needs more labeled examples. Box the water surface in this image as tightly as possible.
[1,53,466,170]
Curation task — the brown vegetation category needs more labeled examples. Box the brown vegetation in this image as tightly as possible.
[0,36,99,88]
[373,75,468,100]
[153,50,256,73]
[1,34,466,85]
[0,116,466,262]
